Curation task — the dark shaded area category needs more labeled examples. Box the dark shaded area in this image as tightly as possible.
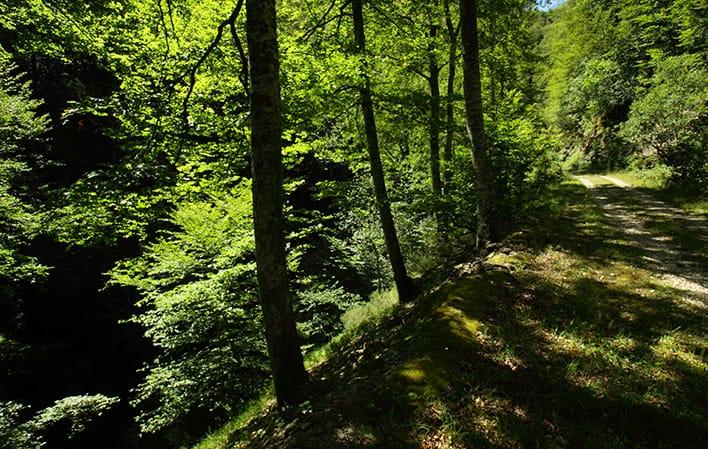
[288,152,372,298]
[0,39,161,449]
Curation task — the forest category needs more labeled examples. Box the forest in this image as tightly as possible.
[0,0,706,448]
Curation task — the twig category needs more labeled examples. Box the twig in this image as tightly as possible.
[299,0,353,42]
[229,10,249,101]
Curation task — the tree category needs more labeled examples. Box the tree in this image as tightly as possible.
[620,53,707,187]
[246,0,308,405]
[351,0,413,302]
[443,0,459,193]
[427,11,443,203]
[460,0,499,247]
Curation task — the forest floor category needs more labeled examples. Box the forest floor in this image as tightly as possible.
[196,178,707,449]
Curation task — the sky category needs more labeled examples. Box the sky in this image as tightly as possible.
[537,0,566,11]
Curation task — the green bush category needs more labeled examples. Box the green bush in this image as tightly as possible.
[296,284,360,346]
[111,183,357,437]
[33,395,119,438]
[1,395,117,449]
[0,50,49,286]
[620,53,707,188]
[559,58,634,168]
[110,187,267,435]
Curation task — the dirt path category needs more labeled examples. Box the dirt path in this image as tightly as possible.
[576,175,708,310]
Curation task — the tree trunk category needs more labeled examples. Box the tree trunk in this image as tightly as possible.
[443,0,458,194]
[351,0,413,302]
[428,25,443,200]
[460,0,498,248]
[246,0,308,405]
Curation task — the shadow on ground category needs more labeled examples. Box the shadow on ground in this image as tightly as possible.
[226,182,707,449]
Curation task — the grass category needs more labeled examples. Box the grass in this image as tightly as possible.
[341,288,398,332]
[194,179,707,449]
[192,392,274,449]
[191,287,402,449]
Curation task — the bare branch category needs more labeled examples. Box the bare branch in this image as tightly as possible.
[299,0,353,42]
[229,0,250,101]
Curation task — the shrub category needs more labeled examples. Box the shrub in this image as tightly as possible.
[0,50,50,286]
[296,284,360,346]
[110,187,267,436]
[111,183,357,438]
[620,53,707,188]
[559,58,633,168]
[32,395,119,438]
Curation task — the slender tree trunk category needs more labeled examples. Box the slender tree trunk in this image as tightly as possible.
[351,0,413,302]
[460,0,498,248]
[443,0,458,194]
[246,0,308,405]
[428,25,443,200]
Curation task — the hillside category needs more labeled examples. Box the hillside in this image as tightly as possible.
[2,1,705,447]
[196,179,707,449]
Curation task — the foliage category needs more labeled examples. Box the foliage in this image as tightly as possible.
[1,395,117,449]
[110,183,358,435]
[0,50,49,284]
[558,58,632,166]
[110,186,265,434]
[542,0,707,181]
[296,284,360,345]
[0,402,42,449]
[32,395,119,438]
[489,93,563,212]
[620,54,707,188]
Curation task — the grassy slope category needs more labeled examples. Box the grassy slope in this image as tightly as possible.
[196,180,707,449]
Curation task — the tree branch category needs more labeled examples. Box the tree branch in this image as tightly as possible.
[229,4,250,101]
[299,0,352,42]
[181,1,245,128]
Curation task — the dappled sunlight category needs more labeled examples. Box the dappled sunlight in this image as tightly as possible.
[577,176,708,309]
[214,181,706,449]
[437,304,483,340]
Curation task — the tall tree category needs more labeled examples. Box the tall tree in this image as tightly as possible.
[351,0,413,302]
[246,0,308,405]
[428,20,443,201]
[460,0,498,247]
[443,0,459,193]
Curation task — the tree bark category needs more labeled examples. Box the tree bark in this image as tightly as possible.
[351,0,413,302]
[460,0,499,248]
[428,25,443,200]
[443,0,458,194]
[246,0,308,405]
